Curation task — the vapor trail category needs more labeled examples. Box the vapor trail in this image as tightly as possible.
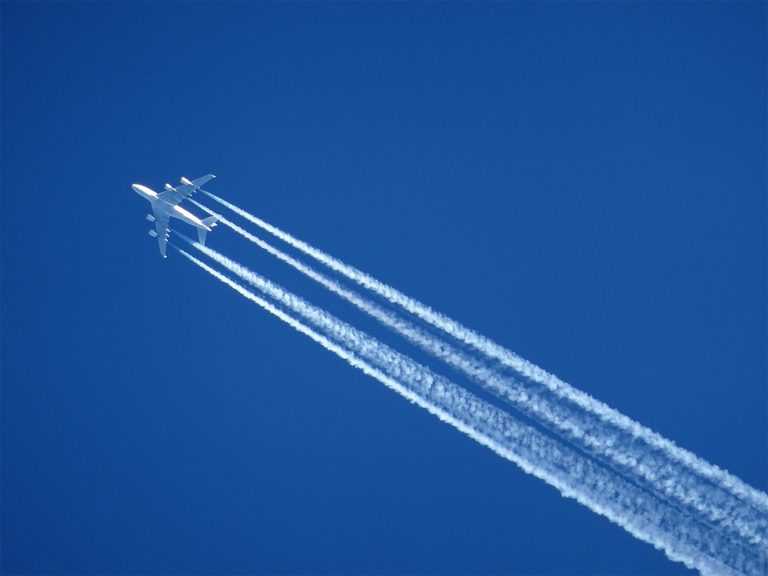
[175,245,765,576]
[200,189,768,518]
[186,200,768,548]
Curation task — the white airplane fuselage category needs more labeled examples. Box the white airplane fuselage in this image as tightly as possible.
[132,183,212,231]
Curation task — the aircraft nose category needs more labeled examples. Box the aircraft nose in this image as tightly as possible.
[132,183,153,198]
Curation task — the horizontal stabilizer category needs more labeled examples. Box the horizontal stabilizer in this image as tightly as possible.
[197,216,218,245]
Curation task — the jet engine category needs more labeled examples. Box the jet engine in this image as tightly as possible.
[148,230,158,238]
[164,183,175,192]
[146,214,155,222]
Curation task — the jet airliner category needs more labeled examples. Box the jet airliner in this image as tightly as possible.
[132,174,218,258]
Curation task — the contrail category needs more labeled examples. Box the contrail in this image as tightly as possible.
[175,245,765,576]
[200,189,768,519]
[185,200,768,549]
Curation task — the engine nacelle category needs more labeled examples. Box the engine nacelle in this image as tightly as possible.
[180,176,193,186]
[148,230,158,238]
[146,214,156,222]
[164,183,175,192]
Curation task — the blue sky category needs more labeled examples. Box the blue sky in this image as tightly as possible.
[2,3,765,574]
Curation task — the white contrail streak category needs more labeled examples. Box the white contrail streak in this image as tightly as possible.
[200,190,768,520]
[185,200,768,549]
[175,245,764,576]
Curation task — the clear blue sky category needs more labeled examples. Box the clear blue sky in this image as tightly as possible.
[3,3,765,574]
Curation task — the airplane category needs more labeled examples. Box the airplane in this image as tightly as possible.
[132,174,219,258]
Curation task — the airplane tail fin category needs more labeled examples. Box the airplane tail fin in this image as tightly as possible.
[197,216,219,245]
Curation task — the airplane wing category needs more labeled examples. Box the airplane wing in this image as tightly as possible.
[183,174,216,189]
[158,174,216,206]
[153,208,170,258]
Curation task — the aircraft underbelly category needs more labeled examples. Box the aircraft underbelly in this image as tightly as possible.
[169,205,204,229]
